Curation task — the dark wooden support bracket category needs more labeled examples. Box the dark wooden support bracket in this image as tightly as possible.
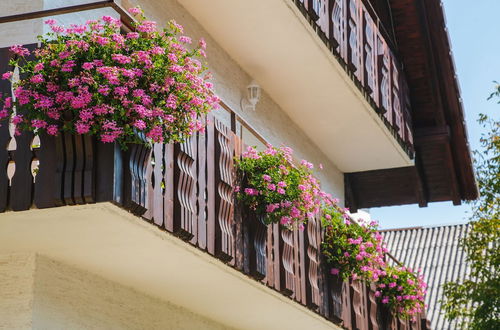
[414,126,450,146]
[443,143,462,206]
[344,174,358,213]
[413,154,429,208]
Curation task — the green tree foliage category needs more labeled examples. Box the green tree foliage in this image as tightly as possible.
[442,87,500,329]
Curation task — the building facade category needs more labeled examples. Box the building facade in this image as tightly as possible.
[0,0,476,329]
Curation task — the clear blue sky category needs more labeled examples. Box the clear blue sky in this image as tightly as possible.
[373,0,500,229]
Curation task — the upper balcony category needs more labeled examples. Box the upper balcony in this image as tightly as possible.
[176,0,414,173]
[175,0,477,209]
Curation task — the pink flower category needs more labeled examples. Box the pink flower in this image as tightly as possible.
[375,291,381,297]
[126,32,139,39]
[277,188,285,195]
[262,174,271,182]
[1,72,12,80]
[234,186,240,193]
[266,204,278,213]
[44,19,56,25]
[199,38,207,49]
[10,45,30,56]
[267,184,276,191]
[382,297,389,304]
[137,20,156,33]
[179,36,192,44]
[128,7,142,15]
[31,119,47,129]
[280,216,291,225]
[98,85,110,95]
[75,122,90,134]
[133,120,147,130]
[33,62,44,72]
[330,268,340,275]
[47,125,58,136]
[30,74,44,83]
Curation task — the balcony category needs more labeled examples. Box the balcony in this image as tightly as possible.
[0,42,428,327]
[175,0,414,173]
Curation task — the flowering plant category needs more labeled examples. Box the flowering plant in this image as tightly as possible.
[235,145,323,229]
[321,204,386,281]
[0,7,219,147]
[375,265,427,321]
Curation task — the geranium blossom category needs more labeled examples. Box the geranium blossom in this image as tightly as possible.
[0,7,219,146]
[235,144,323,229]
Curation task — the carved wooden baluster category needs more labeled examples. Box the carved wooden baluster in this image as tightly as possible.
[0,47,13,212]
[293,227,301,302]
[250,214,267,280]
[233,133,246,272]
[73,135,85,204]
[368,284,380,330]
[214,119,234,262]
[298,226,307,305]
[391,57,403,133]
[341,280,353,328]
[33,133,57,209]
[329,275,344,322]
[9,130,34,211]
[142,147,154,221]
[347,0,360,73]
[402,79,414,148]
[306,214,321,308]
[351,280,369,330]
[174,136,197,241]
[206,116,216,255]
[312,0,330,39]
[163,143,175,232]
[266,223,275,287]
[377,36,392,121]
[150,143,164,225]
[280,227,295,296]
[332,0,347,58]
[363,10,377,98]
[197,116,208,249]
[81,134,94,203]
[389,313,398,329]
[126,137,149,216]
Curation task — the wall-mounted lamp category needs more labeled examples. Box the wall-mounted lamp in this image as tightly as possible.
[241,81,261,111]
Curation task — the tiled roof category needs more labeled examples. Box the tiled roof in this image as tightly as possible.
[381,223,472,330]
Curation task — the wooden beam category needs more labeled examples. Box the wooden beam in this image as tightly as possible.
[0,1,113,24]
[443,142,462,206]
[344,174,358,213]
[414,126,450,145]
[413,154,428,207]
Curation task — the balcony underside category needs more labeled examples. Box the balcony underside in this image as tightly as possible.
[177,0,412,173]
[0,203,339,330]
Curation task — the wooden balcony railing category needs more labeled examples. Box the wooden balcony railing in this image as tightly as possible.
[1,47,427,329]
[294,0,414,155]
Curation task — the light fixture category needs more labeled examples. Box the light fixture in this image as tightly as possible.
[241,80,261,111]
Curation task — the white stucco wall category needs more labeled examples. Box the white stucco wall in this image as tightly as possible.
[0,253,231,330]
[0,254,36,330]
[32,254,230,330]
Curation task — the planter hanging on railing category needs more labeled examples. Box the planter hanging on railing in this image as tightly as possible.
[0,6,219,150]
[234,144,323,229]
